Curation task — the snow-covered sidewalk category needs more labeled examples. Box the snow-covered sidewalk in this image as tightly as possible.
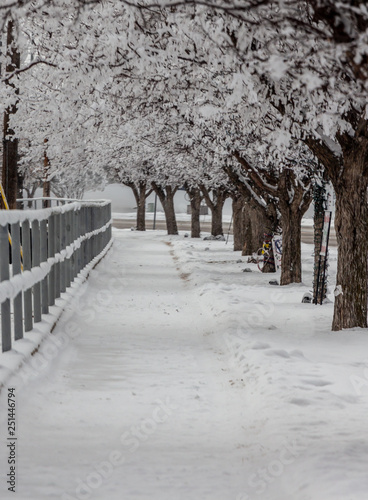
[1,228,368,500]
[0,229,252,500]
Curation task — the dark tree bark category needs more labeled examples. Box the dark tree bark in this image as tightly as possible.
[42,179,51,207]
[186,186,202,238]
[333,179,368,330]
[242,201,276,256]
[211,204,224,237]
[43,139,51,208]
[279,208,303,284]
[2,20,20,210]
[231,153,312,279]
[306,123,368,330]
[151,183,179,235]
[241,206,252,254]
[200,186,228,237]
[17,171,23,209]
[278,170,312,285]
[225,162,279,272]
[232,193,245,251]
[136,187,147,231]
[125,180,153,231]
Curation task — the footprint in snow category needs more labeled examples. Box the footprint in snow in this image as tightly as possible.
[302,379,332,387]
[290,349,306,359]
[251,342,271,350]
[290,398,311,407]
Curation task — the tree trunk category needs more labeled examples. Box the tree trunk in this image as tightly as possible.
[17,171,23,209]
[136,182,147,231]
[162,188,178,235]
[277,169,312,285]
[279,208,303,285]
[232,194,245,251]
[152,184,178,235]
[200,187,227,237]
[187,187,201,238]
[241,207,252,255]
[136,189,146,231]
[240,200,278,276]
[247,203,275,256]
[332,180,368,330]
[125,180,152,231]
[306,133,368,330]
[43,140,51,208]
[211,203,224,237]
[42,179,51,207]
[239,201,277,273]
[2,137,19,209]
[2,20,20,210]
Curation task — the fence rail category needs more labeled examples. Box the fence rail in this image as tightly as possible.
[0,199,112,353]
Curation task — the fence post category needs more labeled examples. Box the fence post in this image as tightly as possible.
[55,213,61,299]
[11,222,23,341]
[65,209,72,288]
[0,224,11,352]
[22,220,33,332]
[48,213,56,306]
[90,206,94,262]
[101,205,105,251]
[88,206,92,262]
[85,206,90,266]
[32,219,42,323]
[107,202,112,242]
[60,211,66,294]
[40,219,49,314]
[97,206,102,255]
[83,206,88,268]
[74,208,81,277]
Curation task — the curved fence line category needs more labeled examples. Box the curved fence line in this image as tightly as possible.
[1,199,112,352]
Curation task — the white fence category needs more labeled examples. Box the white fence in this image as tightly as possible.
[0,199,112,352]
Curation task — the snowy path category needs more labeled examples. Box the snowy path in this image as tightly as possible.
[0,230,251,500]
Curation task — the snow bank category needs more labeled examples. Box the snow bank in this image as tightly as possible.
[165,231,368,500]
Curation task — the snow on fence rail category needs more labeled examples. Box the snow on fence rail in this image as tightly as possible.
[0,199,112,353]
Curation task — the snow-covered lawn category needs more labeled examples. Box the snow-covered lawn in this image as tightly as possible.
[0,228,367,500]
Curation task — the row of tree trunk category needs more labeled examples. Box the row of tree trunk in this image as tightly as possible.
[128,181,315,289]
[133,180,335,310]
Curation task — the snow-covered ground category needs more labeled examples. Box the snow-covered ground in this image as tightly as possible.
[0,228,367,500]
